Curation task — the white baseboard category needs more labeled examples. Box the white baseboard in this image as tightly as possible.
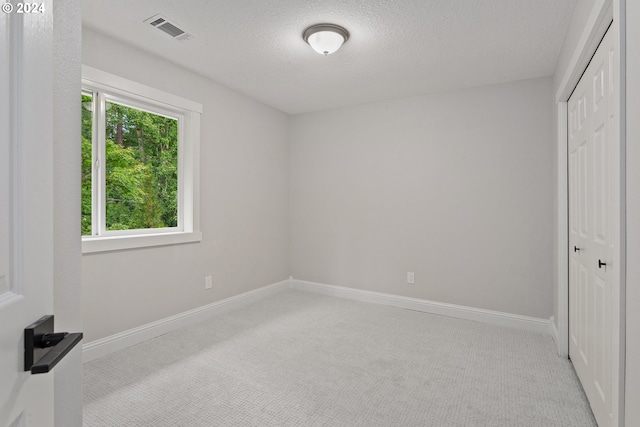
[82,279,290,363]
[84,278,555,362]
[290,279,551,335]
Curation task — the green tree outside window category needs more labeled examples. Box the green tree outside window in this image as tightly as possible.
[82,94,179,235]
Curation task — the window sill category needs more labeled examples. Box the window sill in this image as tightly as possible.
[82,231,202,254]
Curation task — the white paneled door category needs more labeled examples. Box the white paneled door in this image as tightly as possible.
[0,2,56,426]
[568,25,620,427]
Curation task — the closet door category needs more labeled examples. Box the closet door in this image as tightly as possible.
[568,25,620,427]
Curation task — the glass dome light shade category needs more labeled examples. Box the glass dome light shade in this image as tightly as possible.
[303,24,349,56]
[307,31,344,55]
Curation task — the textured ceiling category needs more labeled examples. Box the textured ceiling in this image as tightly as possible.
[82,0,577,114]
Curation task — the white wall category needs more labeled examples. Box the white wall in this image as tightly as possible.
[290,77,554,319]
[53,1,82,425]
[625,0,640,423]
[81,29,290,342]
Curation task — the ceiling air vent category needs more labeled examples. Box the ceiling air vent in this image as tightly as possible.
[144,14,194,41]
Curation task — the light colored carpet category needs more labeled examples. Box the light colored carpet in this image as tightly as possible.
[83,290,596,426]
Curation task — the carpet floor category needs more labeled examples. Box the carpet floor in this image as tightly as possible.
[83,290,596,426]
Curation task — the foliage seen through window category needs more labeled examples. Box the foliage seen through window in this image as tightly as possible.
[81,94,179,235]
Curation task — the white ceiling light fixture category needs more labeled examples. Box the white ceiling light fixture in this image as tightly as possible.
[303,24,349,56]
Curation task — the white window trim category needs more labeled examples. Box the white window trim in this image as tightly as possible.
[81,65,202,254]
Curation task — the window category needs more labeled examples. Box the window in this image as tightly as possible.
[81,66,202,253]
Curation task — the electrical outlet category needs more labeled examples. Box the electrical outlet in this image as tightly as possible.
[407,272,415,284]
[204,275,212,290]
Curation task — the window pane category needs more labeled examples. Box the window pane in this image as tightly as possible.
[81,93,93,236]
[104,101,179,231]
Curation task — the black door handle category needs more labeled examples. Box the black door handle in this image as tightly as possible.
[574,246,581,252]
[598,259,607,269]
[24,315,83,374]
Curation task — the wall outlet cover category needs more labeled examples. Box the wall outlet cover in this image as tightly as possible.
[407,272,415,284]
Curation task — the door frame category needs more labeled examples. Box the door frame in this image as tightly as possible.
[51,0,84,425]
[554,0,626,424]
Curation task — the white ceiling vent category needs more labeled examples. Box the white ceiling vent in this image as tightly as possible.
[144,14,194,41]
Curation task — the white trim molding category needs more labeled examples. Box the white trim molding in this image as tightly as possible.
[290,279,552,335]
[82,65,203,113]
[82,231,202,254]
[555,0,613,102]
[555,102,569,358]
[82,279,290,362]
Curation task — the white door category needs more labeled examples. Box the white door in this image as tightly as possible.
[0,1,56,426]
[568,25,621,427]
